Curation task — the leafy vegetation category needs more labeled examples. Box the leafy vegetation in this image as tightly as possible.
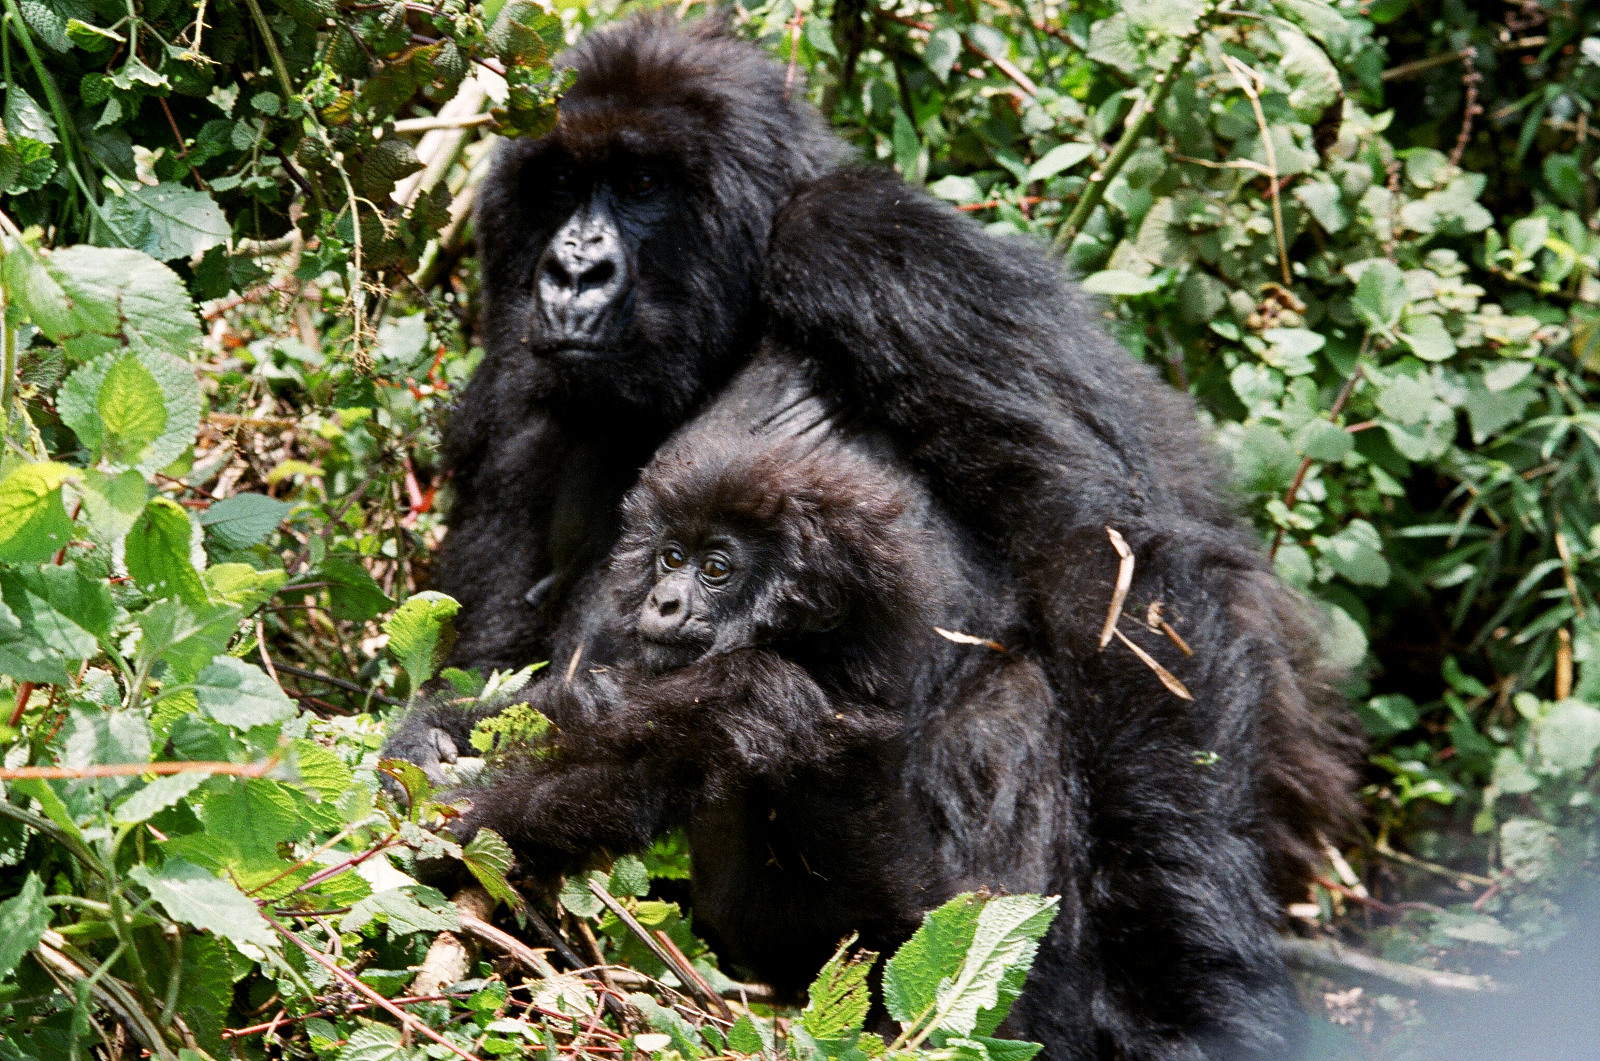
[0,0,1596,1056]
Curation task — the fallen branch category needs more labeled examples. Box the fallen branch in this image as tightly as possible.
[412,886,495,997]
[456,909,560,979]
[1282,936,1498,995]
[0,757,279,780]
[587,878,730,1020]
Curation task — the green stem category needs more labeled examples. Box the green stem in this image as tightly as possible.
[0,797,103,875]
[102,828,162,1022]
[241,0,295,107]
[1053,0,1226,253]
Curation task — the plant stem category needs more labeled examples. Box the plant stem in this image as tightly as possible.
[241,0,295,106]
[1053,0,1226,252]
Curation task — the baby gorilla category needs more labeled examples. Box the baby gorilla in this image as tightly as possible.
[442,356,1052,994]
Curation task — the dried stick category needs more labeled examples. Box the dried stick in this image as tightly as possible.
[586,879,728,1019]
[1281,936,1497,994]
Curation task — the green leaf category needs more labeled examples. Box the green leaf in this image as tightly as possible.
[0,570,100,683]
[129,859,278,952]
[102,183,230,262]
[884,893,1058,1040]
[1261,327,1324,376]
[78,469,148,546]
[340,885,460,935]
[924,27,962,82]
[113,771,209,825]
[321,555,394,621]
[126,497,210,605]
[200,493,290,550]
[802,942,877,1041]
[1,244,201,355]
[608,853,650,898]
[1320,519,1390,587]
[1079,269,1164,296]
[726,1015,772,1055]
[383,590,459,689]
[0,874,49,981]
[0,461,78,563]
[338,1020,413,1061]
[1294,419,1353,462]
[58,349,201,474]
[194,657,296,730]
[462,827,519,911]
[1535,700,1600,773]
[2,87,55,144]
[1398,312,1456,362]
[1026,143,1094,184]
[1350,259,1406,335]
[200,778,304,859]
[560,874,605,919]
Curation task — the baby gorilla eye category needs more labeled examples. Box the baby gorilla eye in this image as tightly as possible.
[623,168,659,197]
[660,544,687,571]
[700,553,733,585]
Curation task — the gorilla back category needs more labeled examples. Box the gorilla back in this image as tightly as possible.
[391,12,1363,1061]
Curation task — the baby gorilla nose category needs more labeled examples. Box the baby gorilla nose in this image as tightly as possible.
[639,584,689,641]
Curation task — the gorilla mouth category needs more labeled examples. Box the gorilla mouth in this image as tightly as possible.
[537,339,628,361]
[637,630,713,673]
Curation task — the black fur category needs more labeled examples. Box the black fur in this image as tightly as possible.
[383,14,1362,1060]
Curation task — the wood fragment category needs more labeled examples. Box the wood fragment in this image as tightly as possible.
[411,886,495,997]
[456,911,560,979]
[1112,627,1193,700]
[935,627,1007,652]
[1098,527,1134,650]
[1281,936,1498,995]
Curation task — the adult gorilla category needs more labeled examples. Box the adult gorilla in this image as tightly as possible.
[388,12,1361,1060]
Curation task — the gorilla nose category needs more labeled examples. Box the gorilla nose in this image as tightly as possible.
[538,216,628,336]
[639,587,687,641]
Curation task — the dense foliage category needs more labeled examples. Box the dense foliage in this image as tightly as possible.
[0,0,1595,1056]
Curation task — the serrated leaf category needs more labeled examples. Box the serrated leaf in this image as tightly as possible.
[200,493,290,550]
[0,461,78,563]
[727,1015,772,1055]
[0,571,99,683]
[130,858,277,951]
[338,1021,414,1061]
[195,657,296,730]
[200,778,305,859]
[78,468,148,546]
[802,942,877,1041]
[114,771,209,824]
[321,555,394,621]
[383,590,459,689]
[126,497,210,605]
[340,885,460,935]
[1,243,201,355]
[2,86,55,144]
[462,827,519,911]
[58,348,200,474]
[609,853,650,898]
[560,875,605,919]
[0,874,49,981]
[103,183,230,262]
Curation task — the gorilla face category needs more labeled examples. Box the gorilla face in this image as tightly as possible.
[472,14,844,421]
[635,528,759,672]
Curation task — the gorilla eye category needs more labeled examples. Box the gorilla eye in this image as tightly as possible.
[660,545,687,571]
[701,553,734,585]
[623,169,659,197]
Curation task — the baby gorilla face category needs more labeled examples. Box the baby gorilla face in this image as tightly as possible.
[636,530,756,672]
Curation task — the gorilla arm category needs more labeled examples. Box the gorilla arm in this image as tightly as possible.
[445,648,901,868]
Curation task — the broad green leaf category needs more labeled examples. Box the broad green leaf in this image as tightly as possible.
[383,590,459,689]
[337,1021,414,1061]
[1079,269,1163,296]
[0,874,49,981]
[560,874,605,919]
[113,771,210,825]
[205,563,288,610]
[0,574,98,684]
[462,826,519,911]
[884,895,983,1024]
[194,657,296,730]
[340,885,460,935]
[1350,259,1406,334]
[98,352,168,459]
[1320,519,1391,587]
[1026,143,1094,184]
[727,1015,772,1055]
[321,555,394,621]
[2,87,55,144]
[1535,700,1600,773]
[608,853,650,898]
[1261,327,1324,376]
[200,778,304,859]
[2,244,201,355]
[802,942,877,1041]
[924,27,962,82]
[129,858,278,952]
[1294,419,1353,462]
[200,493,290,550]
[175,935,234,1056]
[58,349,201,474]
[78,468,149,546]
[1398,312,1456,362]
[0,461,78,563]
[102,182,230,262]
[125,497,210,605]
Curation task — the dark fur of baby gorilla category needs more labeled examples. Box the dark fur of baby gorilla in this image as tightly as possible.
[382,12,1363,1061]
[449,375,1049,996]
